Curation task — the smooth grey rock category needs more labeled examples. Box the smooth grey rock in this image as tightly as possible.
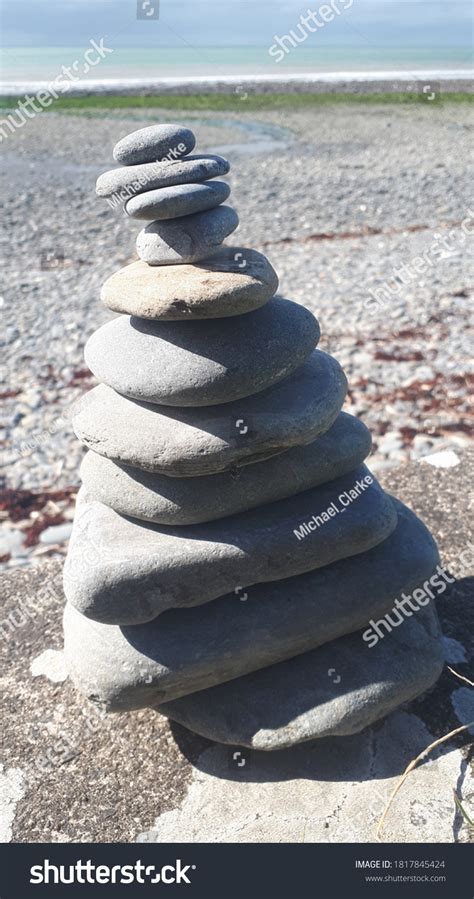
[100,248,278,320]
[80,413,372,525]
[63,502,440,709]
[125,181,230,221]
[136,206,239,265]
[161,603,444,749]
[113,124,195,166]
[96,155,230,200]
[84,298,320,407]
[72,351,348,476]
[63,465,397,624]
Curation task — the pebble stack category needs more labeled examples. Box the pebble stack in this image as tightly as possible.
[63,124,444,750]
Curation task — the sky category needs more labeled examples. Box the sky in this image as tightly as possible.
[1,0,473,48]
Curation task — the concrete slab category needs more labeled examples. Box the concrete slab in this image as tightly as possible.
[139,711,472,843]
[0,765,25,842]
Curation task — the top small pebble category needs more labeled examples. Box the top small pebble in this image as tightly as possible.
[113,124,196,166]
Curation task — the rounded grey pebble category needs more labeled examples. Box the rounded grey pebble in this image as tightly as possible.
[84,297,320,407]
[125,181,231,221]
[72,350,348,476]
[63,465,397,624]
[113,124,196,166]
[63,501,441,710]
[79,413,372,525]
[136,205,239,265]
[96,155,230,199]
[161,603,444,749]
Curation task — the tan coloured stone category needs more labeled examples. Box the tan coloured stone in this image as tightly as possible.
[101,248,279,320]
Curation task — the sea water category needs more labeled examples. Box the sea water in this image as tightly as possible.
[1,45,472,85]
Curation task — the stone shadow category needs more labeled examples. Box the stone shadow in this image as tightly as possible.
[166,575,473,786]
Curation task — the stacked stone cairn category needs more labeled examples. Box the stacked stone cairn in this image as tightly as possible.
[63,124,444,751]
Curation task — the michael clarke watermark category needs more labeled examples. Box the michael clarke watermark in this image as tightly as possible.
[293,473,374,541]
[32,702,107,776]
[105,142,190,211]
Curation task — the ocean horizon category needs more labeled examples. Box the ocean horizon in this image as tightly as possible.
[1,45,473,83]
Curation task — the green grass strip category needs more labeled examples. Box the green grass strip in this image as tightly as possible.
[0,91,472,114]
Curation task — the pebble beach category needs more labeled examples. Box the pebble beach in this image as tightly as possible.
[1,98,473,568]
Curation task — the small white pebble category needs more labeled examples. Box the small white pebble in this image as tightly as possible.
[39,522,73,545]
[420,450,461,469]
[30,649,68,683]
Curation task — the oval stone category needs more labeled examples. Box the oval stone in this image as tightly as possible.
[80,413,372,525]
[72,350,348,476]
[84,298,320,407]
[96,155,230,200]
[63,501,440,709]
[161,604,443,749]
[125,181,230,221]
[63,465,397,624]
[113,124,196,166]
[100,248,278,320]
[136,205,239,265]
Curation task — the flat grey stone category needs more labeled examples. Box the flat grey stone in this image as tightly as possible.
[63,501,439,709]
[125,181,230,221]
[80,412,372,525]
[100,248,278,320]
[96,155,230,201]
[84,298,320,407]
[136,206,239,265]
[113,124,196,166]
[72,350,348,476]
[161,602,444,749]
[63,464,397,624]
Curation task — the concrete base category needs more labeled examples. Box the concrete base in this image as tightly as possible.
[138,711,472,843]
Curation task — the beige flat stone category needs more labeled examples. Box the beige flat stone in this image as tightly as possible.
[101,247,279,320]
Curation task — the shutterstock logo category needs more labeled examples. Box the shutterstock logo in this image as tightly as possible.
[30,858,196,886]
